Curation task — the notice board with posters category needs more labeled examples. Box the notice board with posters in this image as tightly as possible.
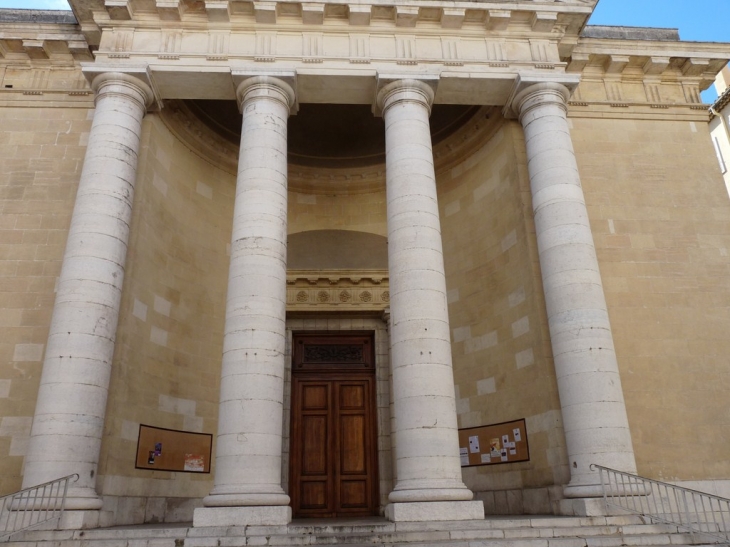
[458,418,529,467]
[135,424,212,473]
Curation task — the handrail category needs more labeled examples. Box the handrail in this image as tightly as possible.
[0,474,79,541]
[592,464,730,544]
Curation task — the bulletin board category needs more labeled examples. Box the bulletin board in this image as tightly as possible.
[458,418,529,467]
[135,424,212,473]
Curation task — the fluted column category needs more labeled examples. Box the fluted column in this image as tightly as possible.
[196,76,293,527]
[23,73,153,510]
[512,82,637,498]
[377,79,483,522]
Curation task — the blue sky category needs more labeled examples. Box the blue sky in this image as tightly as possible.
[1,0,727,100]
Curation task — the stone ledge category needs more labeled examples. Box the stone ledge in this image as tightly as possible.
[385,500,485,522]
[193,506,292,527]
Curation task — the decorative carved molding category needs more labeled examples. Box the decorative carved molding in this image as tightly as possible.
[303,344,364,363]
[287,270,389,312]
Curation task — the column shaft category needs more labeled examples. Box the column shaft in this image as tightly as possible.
[23,73,152,509]
[379,80,473,504]
[514,83,637,497]
[203,76,293,509]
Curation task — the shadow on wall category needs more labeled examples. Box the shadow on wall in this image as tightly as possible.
[288,230,388,270]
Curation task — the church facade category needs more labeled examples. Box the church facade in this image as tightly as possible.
[1,0,730,528]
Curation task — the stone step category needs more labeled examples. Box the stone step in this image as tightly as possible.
[6,515,726,547]
[2,534,714,547]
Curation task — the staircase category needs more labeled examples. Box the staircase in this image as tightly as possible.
[3,515,725,547]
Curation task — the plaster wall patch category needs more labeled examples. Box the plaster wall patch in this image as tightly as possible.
[447,289,460,304]
[156,147,171,171]
[296,193,316,204]
[196,181,213,200]
[0,416,32,456]
[150,326,168,347]
[516,348,535,369]
[159,394,196,417]
[13,344,44,362]
[184,415,204,432]
[473,178,494,202]
[121,420,140,441]
[79,132,89,146]
[452,325,471,343]
[9,437,28,456]
[444,200,461,217]
[154,295,172,317]
[0,380,11,398]
[464,331,497,354]
[152,174,168,197]
[501,229,517,252]
[526,409,563,434]
[132,298,148,321]
[0,417,32,437]
[455,397,470,415]
[511,317,530,338]
[508,287,525,308]
[477,377,496,395]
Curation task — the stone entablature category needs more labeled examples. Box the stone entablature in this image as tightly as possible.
[0,19,92,63]
[286,270,389,311]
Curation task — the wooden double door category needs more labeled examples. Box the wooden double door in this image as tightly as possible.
[289,332,379,518]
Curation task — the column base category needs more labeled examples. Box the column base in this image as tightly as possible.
[193,506,292,527]
[385,501,485,522]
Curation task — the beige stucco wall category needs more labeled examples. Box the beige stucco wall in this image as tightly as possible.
[572,113,730,482]
[0,103,92,494]
[3,75,730,520]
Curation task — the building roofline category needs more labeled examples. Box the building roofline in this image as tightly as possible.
[0,9,77,25]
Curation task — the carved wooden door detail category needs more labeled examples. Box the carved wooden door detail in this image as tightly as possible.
[289,332,378,517]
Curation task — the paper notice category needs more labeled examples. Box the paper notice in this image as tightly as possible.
[460,447,469,466]
[184,454,205,472]
[500,449,508,462]
[513,428,522,442]
[502,434,509,446]
[469,435,480,453]
[480,453,491,464]
[509,448,517,456]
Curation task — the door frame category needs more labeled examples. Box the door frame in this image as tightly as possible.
[288,330,380,518]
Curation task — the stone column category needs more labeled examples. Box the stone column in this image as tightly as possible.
[512,82,637,504]
[195,76,294,527]
[377,79,484,522]
[23,73,153,519]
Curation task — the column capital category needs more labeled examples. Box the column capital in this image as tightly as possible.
[83,66,158,110]
[503,73,580,120]
[234,74,296,115]
[512,82,571,121]
[375,77,437,117]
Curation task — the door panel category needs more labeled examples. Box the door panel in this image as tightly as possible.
[301,415,328,475]
[340,414,366,474]
[290,332,378,518]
